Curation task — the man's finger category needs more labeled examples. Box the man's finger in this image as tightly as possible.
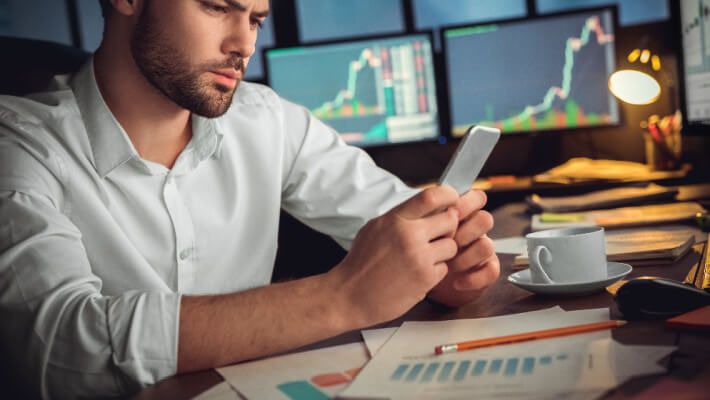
[448,235,496,272]
[454,210,494,247]
[453,255,501,291]
[429,237,458,264]
[422,208,459,240]
[394,185,459,220]
[452,189,487,220]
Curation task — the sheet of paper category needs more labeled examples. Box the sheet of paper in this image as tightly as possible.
[217,342,369,400]
[341,308,613,399]
[608,344,676,382]
[361,327,398,357]
[492,236,527,255]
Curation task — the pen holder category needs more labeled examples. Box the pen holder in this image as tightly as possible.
[643,129,681,171]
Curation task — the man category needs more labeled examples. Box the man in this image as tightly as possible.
[0,0,499,398]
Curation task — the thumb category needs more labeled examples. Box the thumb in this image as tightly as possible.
[432,262,449,284]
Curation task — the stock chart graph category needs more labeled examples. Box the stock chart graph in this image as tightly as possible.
[266,35,439,147]
[445,9,619,136]
[310,48,386,120]
[681,0,710,122]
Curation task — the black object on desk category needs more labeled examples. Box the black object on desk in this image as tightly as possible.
[615,277,710,320]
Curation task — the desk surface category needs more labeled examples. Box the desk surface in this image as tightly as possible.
[132,202,710,400]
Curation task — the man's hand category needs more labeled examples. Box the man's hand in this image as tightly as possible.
[428,189,500,307]
[329,185,460,327]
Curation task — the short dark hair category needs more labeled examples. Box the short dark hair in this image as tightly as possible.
[99,0,112,18]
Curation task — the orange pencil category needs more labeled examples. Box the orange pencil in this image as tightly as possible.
[434,320,626,355]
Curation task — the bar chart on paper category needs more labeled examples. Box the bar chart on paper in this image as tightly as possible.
[276,367,361,400]
[339,309,627,399]
[390,353,569,384]
[216,342,369,400]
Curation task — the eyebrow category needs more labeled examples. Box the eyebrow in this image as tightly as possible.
[223,0,270,18]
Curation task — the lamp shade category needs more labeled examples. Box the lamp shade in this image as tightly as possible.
[608,69,661,105]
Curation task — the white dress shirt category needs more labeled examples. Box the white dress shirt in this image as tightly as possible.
[0,59,416,399]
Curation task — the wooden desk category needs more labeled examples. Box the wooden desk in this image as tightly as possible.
[132,203,710,399]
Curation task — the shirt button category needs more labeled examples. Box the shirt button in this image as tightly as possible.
[179,248,193,260]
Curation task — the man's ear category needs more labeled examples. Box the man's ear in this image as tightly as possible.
[110,0,143,17]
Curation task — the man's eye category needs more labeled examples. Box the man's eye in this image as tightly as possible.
[203,3,228,14]
[251,19,264,29]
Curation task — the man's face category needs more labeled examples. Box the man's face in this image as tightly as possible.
[130,0,269,118]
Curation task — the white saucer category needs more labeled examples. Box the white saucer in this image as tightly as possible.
[507,262,633,296]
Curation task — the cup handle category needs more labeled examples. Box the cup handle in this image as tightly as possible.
[529,245,554,284]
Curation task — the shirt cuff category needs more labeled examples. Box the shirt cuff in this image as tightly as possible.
[106,291,181,392]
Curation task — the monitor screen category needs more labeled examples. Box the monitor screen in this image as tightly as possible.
[537,0,669,27]
[678,0,710,134]
[295,0,405,43]
[443,8,619,137]
[413,0,527,50]
[266,34,440,147]
[0,0,72,46]
[245,17,275,80]
[76,0,103,51]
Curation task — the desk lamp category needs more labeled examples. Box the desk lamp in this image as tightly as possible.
[608,46,681,170]
[608,48,662,105]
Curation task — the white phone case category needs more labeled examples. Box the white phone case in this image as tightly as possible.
[439,125,501,195]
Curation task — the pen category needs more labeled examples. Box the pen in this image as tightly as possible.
[434,320,626,355]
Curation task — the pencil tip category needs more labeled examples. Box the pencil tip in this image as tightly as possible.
[617,320,628,326]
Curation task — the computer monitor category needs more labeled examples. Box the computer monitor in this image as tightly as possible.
[536,0,669,27]
[676,0,710,135]
[245,17,275,80]
[265,33,440,147]
[295,0,405,43]
[442,7,620,137]
[412,0,527,50]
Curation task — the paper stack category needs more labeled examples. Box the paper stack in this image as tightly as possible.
[207,307,675,400]
[526,183,678,213]
[512,227,697,267]
[530,202,706,232]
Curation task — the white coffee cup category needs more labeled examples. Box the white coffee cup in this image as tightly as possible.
[525,227,607,284]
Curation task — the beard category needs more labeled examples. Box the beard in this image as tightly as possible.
[130,4,245,118]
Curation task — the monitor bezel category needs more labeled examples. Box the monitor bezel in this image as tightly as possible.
[672,0,709,136]
[262,30,444,149]
[438,5,621,139]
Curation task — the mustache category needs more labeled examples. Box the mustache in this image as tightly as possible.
[209,57,245,73]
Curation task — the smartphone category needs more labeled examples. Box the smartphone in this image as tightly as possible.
[439,125,500,195]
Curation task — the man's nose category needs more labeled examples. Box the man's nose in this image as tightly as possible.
[222,21,257,61]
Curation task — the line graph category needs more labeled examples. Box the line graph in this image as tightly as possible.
[267,35,439,146]
[311,48,384,119]
[446,9,618,135]
[487,16,613,130]
[681,0,710,122]
[682,0,710,74]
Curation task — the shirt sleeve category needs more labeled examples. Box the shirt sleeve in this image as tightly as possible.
[278,97,420,249]
[0,131,180,399]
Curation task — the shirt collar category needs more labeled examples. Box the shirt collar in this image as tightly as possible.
[70,58,138,178]
[70,58,224,178]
